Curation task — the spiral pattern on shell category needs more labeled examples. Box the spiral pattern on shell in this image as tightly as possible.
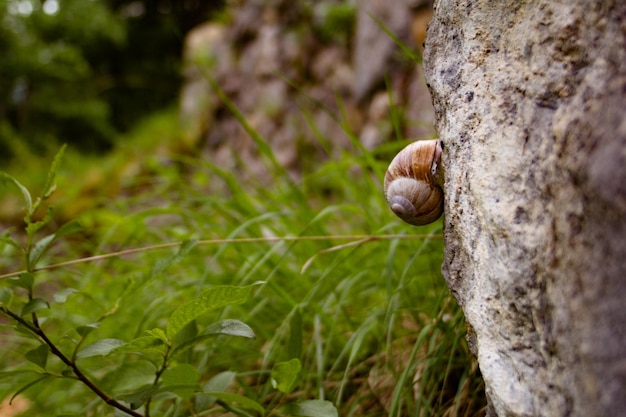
[384,140,443,226]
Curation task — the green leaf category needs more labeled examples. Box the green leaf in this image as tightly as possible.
[271,358,302,394]
[109,361,155,392]
[172,319,256,356]
[113,336,166,355]
[205,319,255,339]
[116,385,156,410]
[76,323,100,338]
[54,219,83,239]
[10,375,49,404]
[195,371,236,411]
[28,234,55,269]
[146,328,168,344]
[10,273,35,291]
[76,338,126,359]
[166,282,264,340]
[203,391,265,415]
[41,144,66,201]
[28,220,82,269]
[204,371,236,392]
[0,287,13,306]
[160,363,200,388]
[25,344,49,370]
[173,318,198,346]
[171,320,255,358]
[279,400,338,417]
[53,288,79,303]
[0,172,33,213]
[21,298,49,315]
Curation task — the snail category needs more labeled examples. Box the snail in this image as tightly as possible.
[384,139,443,226]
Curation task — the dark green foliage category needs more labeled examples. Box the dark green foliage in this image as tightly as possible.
[0,0,225,160]
[0,148,344,416]
[0,0,124,157]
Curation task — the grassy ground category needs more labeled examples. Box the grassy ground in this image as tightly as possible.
[0,102,485,416]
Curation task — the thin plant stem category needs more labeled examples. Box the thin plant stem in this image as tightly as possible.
[144,344,171,417]
[0,234,441,280]
[0,306,144,417]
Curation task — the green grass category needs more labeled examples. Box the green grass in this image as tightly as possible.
[0,90,484,417]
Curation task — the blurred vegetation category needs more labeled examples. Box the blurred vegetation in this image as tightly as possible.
[0,0,224,160]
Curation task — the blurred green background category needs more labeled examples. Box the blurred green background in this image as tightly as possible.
[0,0,224,160]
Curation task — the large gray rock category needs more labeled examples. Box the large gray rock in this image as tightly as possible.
[423,1,626,416]
[352,0,411,101]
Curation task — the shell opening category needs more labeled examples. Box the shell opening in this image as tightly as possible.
[389,195,418,218]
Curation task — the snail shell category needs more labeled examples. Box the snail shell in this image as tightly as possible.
[384,139,443,226]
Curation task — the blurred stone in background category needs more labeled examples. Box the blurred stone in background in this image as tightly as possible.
[180,0,435,182]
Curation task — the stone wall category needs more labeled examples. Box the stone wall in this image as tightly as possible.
[180,0,435,183]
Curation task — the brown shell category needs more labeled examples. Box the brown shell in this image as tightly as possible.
[384,140,443,226]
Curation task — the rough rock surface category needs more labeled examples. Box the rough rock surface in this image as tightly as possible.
[423,1,626,416]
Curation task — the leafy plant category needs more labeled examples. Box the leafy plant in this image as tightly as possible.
[0,148,341,416]
[0,74,484,416]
